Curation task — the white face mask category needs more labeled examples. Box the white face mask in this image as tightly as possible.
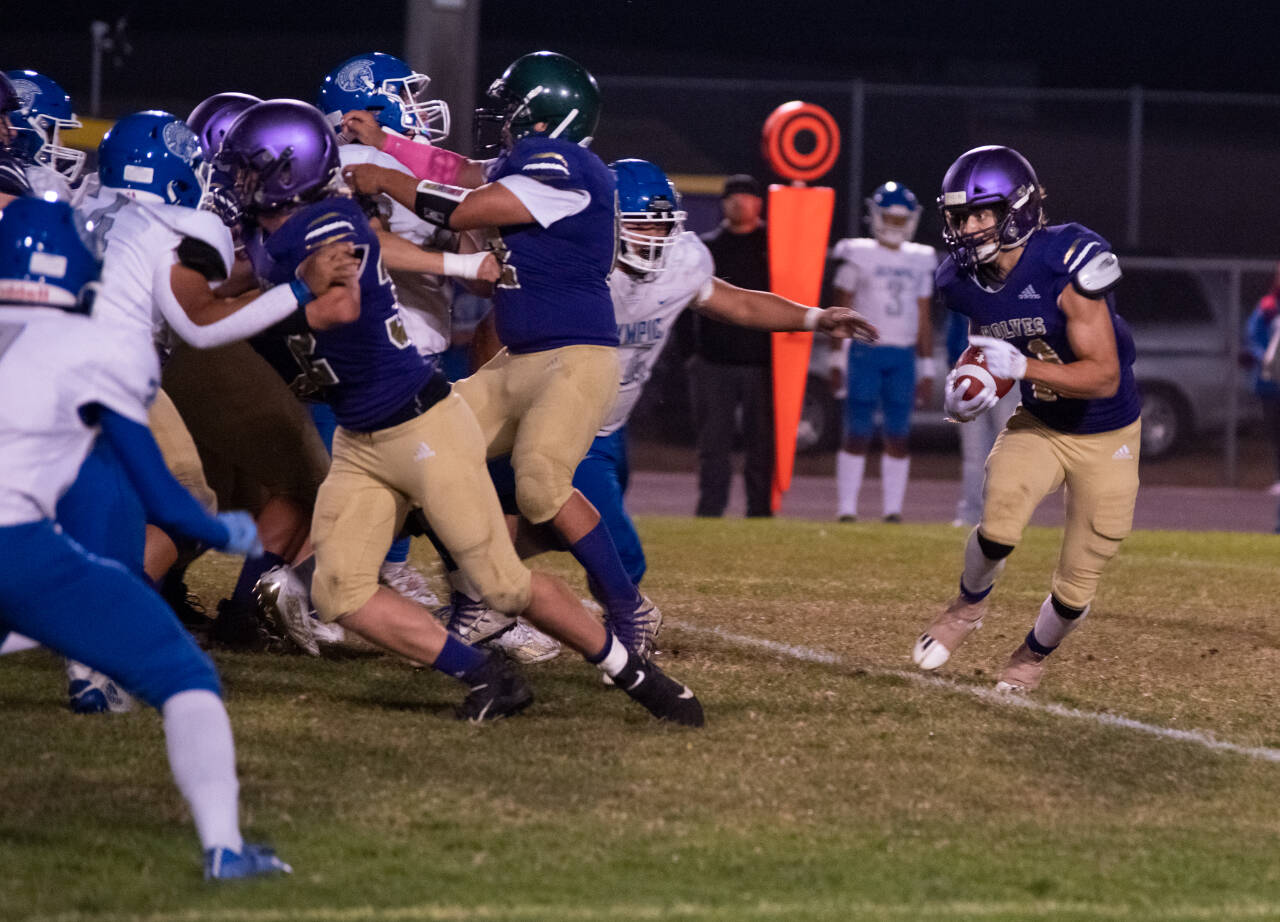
[618,210,687,274]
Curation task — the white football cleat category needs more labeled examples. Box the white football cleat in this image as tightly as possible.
[911,593,987,671]
[487,618,561,664]
[445,591,516,645]
[255,566,320,656]
[379,560,441,608]
[995,641,1047,693]
[66,661,135,714]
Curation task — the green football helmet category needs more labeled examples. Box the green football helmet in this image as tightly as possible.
[476,51,601,152]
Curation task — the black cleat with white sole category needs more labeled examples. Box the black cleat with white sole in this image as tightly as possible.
[455,652,534,723]
[612,652,704,727]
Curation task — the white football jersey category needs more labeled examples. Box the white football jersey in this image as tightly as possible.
[0,307,155,525]
[831,237,936,348]
[77,182,234,368]
[24,163,72,202]
[601,231,715,435]
[339,144,451,356]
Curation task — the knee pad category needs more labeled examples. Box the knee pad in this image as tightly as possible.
[127,631,221,708]
[976,530,1016,561]
[312,558,379,622]
[1051,530,1123,612]
[514,454,573,525]
[473,564,533,615]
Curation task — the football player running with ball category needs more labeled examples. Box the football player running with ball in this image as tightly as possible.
[912,145,1140,692]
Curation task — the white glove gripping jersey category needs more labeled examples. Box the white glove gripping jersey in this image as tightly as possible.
[339,144,452,356]
[831,237,936,349]
[601,231,715,435]
[0,307,154,525]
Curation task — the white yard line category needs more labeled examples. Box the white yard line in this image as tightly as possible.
[676,622,1280,764]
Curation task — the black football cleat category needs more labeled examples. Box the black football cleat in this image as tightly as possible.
[455,652,534,723]
[613,653,704,728]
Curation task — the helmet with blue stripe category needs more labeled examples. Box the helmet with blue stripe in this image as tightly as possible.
[0,196,101,313]
[866,181,920,246]
[3,70,84,182]
[611,158,686,274]
[98,111,206,208]
[318,52,449,143]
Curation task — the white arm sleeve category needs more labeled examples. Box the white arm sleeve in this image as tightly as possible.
[153,258,300,349]
[494,174,590,227]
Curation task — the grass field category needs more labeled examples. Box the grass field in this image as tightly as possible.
[5,517,1280,922]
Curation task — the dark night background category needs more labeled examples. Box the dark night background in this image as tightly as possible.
[5,2,1280,255]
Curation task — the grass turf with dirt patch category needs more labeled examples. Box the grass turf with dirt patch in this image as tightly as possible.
[4,517,1280,921]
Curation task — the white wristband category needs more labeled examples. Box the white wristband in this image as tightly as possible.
[441,250,489,281]
[802,307,822,331]
[916,356,938,379]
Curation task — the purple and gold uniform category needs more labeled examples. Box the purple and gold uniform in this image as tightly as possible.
[247,193,530,621]
[454,136,621,525]
[939,221,1141,610]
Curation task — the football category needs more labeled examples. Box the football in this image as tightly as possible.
[952,344,1016,401]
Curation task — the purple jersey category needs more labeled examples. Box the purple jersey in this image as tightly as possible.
[485,137,618,354]
[245,196,433,431]
[938,223,1141,435]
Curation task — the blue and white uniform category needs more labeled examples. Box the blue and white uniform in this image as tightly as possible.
[831,236,936,439]
[0,306,225,705]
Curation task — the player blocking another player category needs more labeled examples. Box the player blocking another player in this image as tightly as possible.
[576,158,877,585]
[829,183,937,523]
[217,99,703,725]
[342,51,669,658]
[912,145,1140,692]
[0,197,289,880]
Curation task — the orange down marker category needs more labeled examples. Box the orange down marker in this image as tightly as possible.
[761,101,840,511]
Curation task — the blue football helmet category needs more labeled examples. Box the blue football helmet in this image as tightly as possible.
[0,196,101,313]
[4,70,84,182]
[611,158,686,274]
[866,181,920,246]
[98,111,206,208]
[317,53,449,143]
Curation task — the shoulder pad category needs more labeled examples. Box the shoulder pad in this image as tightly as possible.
[830,238,856,260]
[679,231,715,278]
[1072,250,1122,298]
[903,241,937,261]
[1041,223,1111,278]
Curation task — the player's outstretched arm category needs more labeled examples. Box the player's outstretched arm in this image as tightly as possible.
[342,164,534,231]
[695,277,878,342]
[341,110,487,188]
[96,406,259,554]
[374,229,500,282]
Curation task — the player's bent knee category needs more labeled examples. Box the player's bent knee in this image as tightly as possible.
[473,565,533,614]
[312,562,379,623]
[976,530,1016,560]
[514,459,574,525]
[128,633,221,708]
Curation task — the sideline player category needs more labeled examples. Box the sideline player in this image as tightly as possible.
[217,99,703,725]
[828,182,936,523]
[911,145,1139,692]
[0,197,290,880]
[343,51,663,657]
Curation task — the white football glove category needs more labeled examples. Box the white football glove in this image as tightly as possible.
[967,335,1028,380]
[944,368,999,422]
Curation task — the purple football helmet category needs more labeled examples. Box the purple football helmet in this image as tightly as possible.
[187,91,261,157]
[937,145,1044,272]
[215,99,340,216]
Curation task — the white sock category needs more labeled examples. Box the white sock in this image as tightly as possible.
[595,634,630,677]
[0,633,39,655]
[881,455,910,517]
[836,451,866,518]
[1029,594,1089,653]
[162,689,243,853]
[961,528,1006,598]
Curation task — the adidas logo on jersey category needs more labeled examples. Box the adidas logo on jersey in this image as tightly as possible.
[414,442,435,462]
[1017,285,1041,300]
[1112,444,1133,460]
